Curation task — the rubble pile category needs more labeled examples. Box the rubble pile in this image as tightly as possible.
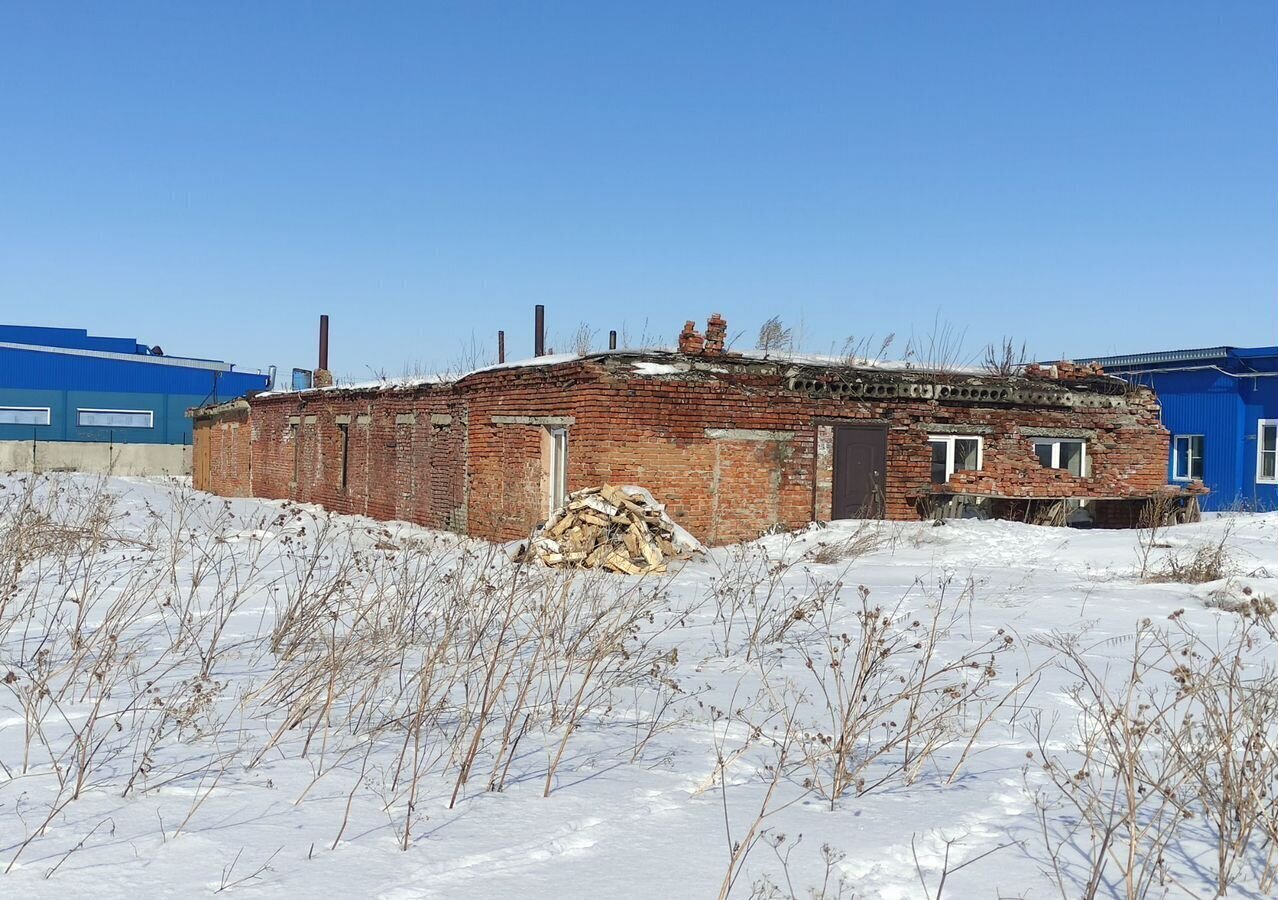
[518,485,698,573]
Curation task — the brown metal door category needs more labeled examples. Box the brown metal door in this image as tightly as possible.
[832,425,887,518]
[193,428,211,491]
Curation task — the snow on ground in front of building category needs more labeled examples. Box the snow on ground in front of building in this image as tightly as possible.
[1,474,1276,899]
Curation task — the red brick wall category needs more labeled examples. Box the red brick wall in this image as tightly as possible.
[192,405,252,497]
[552,363,1168,541]
[462,365,590,541]
[193,356,1170,546]
[235,387,467,531]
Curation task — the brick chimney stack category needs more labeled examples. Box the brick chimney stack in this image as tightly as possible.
[677,314,728,356]
[678,320,705,354]
[704,313,726,356]
[313,314,334,387]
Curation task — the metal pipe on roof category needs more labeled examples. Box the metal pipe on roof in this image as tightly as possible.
[534,305,545,357]
[609,330,617,350]
[497,330,505,364]
[319,315,330,370]
[1106,364,1278,380]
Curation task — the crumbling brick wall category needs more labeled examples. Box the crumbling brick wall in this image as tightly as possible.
[230,387,467,531]
[559,358,1169,541]
[192,320,1174,546]
[192,403,252,497]
[461,362,594,541]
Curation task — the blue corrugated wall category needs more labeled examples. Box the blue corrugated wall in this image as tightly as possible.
[0,324,144,355]
[1240,378,1278,510]
[0,389,214,444]
[0,346,265,397]
[0,338,269,446]
[1121,362,1277,511]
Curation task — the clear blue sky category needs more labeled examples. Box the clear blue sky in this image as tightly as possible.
[1,2,1274,379]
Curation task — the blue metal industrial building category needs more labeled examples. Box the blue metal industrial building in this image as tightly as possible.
[0,324,271,447]
[1074,346,1278,511]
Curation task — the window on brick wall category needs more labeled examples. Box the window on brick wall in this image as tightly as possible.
[927,435,983,484]
[1032,439,1087,476]
[1259,420,1278,484]
[338,423,350,491]
[547,426,568,514]
[1172,435,1204,481]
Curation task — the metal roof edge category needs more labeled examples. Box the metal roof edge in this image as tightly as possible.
[0,340,235,373]
[1232,346,1278,360]
[188,398,251,418]
[1068,347,1234,369]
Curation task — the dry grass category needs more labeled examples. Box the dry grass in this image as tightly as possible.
[790,578,1014,805]
[0,472,1267,897]
[0,475,688,864]
[802,521,894,565]
[1137,494,1234,584]
[1030,611,1278,898]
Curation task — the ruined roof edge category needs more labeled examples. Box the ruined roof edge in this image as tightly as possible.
[213,347,1131,409]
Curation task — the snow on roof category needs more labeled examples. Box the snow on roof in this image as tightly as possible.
[728,347,987,375]
[255,352,587,397]
[630,361,682,376]
[257,346,1006,399]
[463,352,584,376]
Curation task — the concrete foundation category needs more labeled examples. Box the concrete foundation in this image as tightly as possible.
[0,440,192,476]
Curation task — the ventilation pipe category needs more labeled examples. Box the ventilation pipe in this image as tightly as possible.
[318,314,330,370]
[314,314,334,387]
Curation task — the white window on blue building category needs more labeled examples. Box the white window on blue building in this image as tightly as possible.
[0,407,51,426]
[1172,435,1204,481]
[1259,420,1278,484]
[77,409,154,429]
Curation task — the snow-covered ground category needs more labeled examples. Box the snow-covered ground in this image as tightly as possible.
[0,474,1275,898]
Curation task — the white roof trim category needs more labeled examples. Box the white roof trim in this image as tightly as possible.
[0,341,233,372]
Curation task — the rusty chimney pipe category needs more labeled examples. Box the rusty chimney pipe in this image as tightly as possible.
[534,304,546,357]
[497,330,505,364]
[609,330,617,350]
[318,314,330,370]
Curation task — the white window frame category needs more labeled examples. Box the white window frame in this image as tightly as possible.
[0,406,51,426]
[1171,434,1205,482]
[547,426,569,514]
[77,408,155,429]
[927,435,984,483]
[1259,420,1278,485]
[1032,438,1088,475]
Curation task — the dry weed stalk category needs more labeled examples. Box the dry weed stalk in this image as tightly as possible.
[792,578,1013,806]
[706,534,879,661]
[1032,609,1278,898]
[1136,496,1230,584]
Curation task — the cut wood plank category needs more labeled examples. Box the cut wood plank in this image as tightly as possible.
[603,552,643,575]
[579,494,620,517]
[637,536,662,567]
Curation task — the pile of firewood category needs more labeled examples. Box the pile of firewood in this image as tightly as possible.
[517,485,697,574]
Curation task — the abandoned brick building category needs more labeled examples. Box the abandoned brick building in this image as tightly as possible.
[191,314,1196,546]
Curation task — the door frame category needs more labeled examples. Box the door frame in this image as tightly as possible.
[830,423,888,519]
